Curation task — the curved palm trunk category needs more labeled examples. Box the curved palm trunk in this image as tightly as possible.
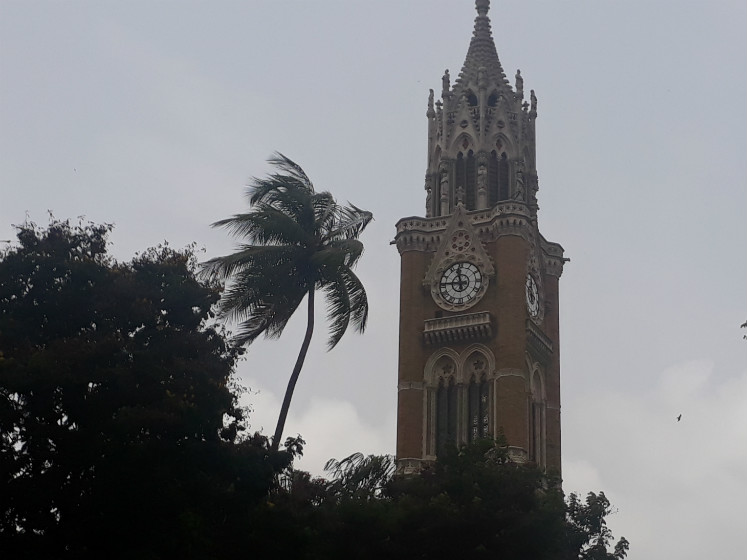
[271,288,314,452]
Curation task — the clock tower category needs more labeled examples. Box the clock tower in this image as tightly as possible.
[395,0,566,474]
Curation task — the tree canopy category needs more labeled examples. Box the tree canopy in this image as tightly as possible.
[252,439,628,559]
[0,219,293,559]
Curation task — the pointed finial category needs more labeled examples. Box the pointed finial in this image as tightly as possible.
[454,0,507,90]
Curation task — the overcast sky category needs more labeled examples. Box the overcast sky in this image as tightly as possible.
[1,0,745,557]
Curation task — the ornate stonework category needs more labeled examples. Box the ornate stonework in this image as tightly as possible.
[395,0,566,475]
[422,205,495,312]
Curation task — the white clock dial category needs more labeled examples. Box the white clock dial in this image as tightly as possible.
[526,274,540,317]
[439,262,482,306]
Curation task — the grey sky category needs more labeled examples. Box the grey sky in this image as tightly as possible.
[1,1,745,557]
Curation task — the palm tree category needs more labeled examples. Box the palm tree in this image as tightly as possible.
[202,153,372,451]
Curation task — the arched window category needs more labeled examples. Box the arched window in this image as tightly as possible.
[488,150,499,205]
[468,374,490,442]
[465,150,476,209]
[456,152,465,208]
[436,377,458,456]
[529,369,546,467]
[498,152,510,201]
[426,348,494,458]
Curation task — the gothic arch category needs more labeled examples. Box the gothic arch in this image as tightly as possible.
[491,133,515,157]
[487,90,500,107]
[529,365,546,402]
[424,348,460,385]
[457,343,496,383]
[526,358,547,467]
[450,133,475,154]
[423,346,497,458]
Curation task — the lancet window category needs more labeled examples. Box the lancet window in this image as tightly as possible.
[435,377,458,454]
[529,368,546,467]
[455,151,477,210]
[486,151,510,205]
[426,348,495,458]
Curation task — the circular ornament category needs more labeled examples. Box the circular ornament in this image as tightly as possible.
[525,274,540,318]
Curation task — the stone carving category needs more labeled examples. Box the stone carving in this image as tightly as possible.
[478,66,487,89]
[455,185,465,205]
[472,357,486,372]
[530,89,537,113]
[477,162,488,190]
[394,200,536,254]
[425,186,433,217]
[422,205,496,312]
[427,88,435,118]
[477,163,488,209]
[423,312,492,345]
[442,69,451,94]
[459,92,468,110]
[515,69,523,97]
[514,169,525,201]
[439,165,450,216]
[436,100,443,136]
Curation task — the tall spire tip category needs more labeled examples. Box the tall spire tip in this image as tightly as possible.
[476,0,490,17]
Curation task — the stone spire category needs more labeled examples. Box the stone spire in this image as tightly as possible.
[454,0,509,91]
[423,0,540,219]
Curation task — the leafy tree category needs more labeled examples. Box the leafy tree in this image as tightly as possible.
[0,219,294,559]
[564,492,630,560]
[202,153,372,450]
[262,440,628,560]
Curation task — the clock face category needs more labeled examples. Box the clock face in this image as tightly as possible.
[439,262,482,305]
[526,274,540,317]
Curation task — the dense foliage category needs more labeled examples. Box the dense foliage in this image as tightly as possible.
[0,220,294,558]
[256,440,628,560]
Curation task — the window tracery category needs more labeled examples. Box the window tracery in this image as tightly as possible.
[425,347,495,457]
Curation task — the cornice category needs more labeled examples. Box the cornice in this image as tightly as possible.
[423,311,493,345]
[395,202,534,254]
[540,234,567,278]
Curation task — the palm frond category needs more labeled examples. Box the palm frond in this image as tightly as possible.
[322,271,352,350]
[211,206,312,247]
[340,268,368,334]
[248,153,315,207]
[200,245,305,281]
[323,203,373,243]
[311,191,338,234]
[224,282,308,346]
[320,266,368,349]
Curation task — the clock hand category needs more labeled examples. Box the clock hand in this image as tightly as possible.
[452,268,468,291]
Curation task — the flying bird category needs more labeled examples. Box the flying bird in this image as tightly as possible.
[676,414,682,422]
